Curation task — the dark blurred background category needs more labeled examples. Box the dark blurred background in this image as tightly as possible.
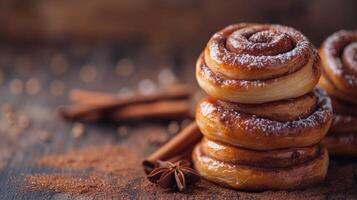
[0,0,355,91]
[1,0,356,46]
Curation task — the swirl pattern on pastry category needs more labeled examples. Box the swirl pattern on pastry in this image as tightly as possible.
[197,23,321,103]
[196,89,332,150]
[319,30,357,103]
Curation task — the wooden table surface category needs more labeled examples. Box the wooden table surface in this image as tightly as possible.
[0,43,356,200]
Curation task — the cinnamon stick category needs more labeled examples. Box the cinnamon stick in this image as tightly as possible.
[72,99,193,122]
[69,89,120,104]
[142,121,202,174]
[60,84,192,119]
[108,99,193,121]
[166,146,195,163]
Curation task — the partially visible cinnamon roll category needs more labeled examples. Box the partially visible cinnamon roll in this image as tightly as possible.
[319,30,357,156]
[319,30,357,103]
[196,23,321,104]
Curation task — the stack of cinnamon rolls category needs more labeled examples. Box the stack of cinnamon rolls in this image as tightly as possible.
[192,23,333,190]
[319,30,357,156]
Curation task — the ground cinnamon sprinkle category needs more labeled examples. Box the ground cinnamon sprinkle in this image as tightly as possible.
[36,145,141,175]
[24,173,120,199]
[22,145,143,198]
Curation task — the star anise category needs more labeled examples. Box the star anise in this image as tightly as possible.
[147,160,200,191]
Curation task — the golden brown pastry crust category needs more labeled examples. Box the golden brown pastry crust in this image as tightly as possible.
[196,23,321,104]
[319,30,357,104]
[192,143,329,191]
[196,89,333,150]
[200,138,321,168]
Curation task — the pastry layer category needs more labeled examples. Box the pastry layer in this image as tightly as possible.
[192,143,329,191]
[197,53,320,104]
[196,89,333,150]
[200,138,321,168]
[216,92,316,122]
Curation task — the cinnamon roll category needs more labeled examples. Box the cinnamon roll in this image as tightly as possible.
[193,23,331,191]
[319,30,357,156]
[196,23,321,104]
[196,89,332,150]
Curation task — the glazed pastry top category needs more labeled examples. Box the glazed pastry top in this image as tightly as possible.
[204,23,315,80]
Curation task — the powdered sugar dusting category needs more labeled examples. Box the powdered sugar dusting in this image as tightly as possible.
[201,89,332,137]
[207,24,312,73]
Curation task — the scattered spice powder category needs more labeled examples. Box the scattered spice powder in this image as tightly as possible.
[36,145,141,174]
[23,145,143,198]
[24,173,121,199]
